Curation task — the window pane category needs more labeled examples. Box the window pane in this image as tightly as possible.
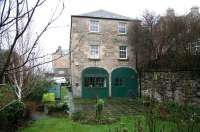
[192,39,200,55]
[118,23,126,33]
[90,20,99,32]
[84,77,106,88]
[119,46,127,59]
[90,45,99,59]
[115,78,123,86]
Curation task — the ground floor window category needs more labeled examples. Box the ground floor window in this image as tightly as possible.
[84,77,106,88]
[115,78,123,86]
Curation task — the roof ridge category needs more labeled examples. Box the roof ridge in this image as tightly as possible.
[77,9,133,20]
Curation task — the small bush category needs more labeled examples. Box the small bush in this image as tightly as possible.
[42,93,55,103]
[72,111,85,121]
[165,101,180,114]
[96,99,104,120]
[48,102,69,113]
[0,85,15,108]
[26,80,54,102]
[0,100,25,130]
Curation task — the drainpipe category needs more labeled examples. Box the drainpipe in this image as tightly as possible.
[136,51,142,97]
[139,71,142,97]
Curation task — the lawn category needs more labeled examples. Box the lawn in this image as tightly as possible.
[20,97,200,132]
[20,116,177,132]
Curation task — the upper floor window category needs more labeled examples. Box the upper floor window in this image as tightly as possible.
[58,70,65,74]
[119,46,127,59]
[89,20,99,32]
[90,45,99,59]
[192,39,200,55]
[118,22,127,34]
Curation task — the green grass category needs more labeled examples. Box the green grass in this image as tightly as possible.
[20,116,177,132]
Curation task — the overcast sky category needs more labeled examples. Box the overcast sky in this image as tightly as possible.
[34,0,200,54]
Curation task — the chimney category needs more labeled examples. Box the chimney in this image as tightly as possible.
[166,8,175,16]
[56,46,62,54]
[190,6,199,16]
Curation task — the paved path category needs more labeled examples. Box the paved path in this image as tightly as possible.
[73,98,145,118]
[30,112,48,120]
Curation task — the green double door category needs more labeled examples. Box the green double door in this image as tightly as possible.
[111,67,138,97]
[82,67,109,98]
[82,67,138,98]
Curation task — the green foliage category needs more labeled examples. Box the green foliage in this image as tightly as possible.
[20,116,179,132]
[145,105,158,132]
[26,80,51,102]
[48,102,69,113]
[96,99,104,120]
[42,85,69,114]
[165,101,180,114]
[0,100,25,129]
[61,86,68,103]
[42,93,55,103]
[147,101,200,132]
[72,111,86,121]
[0,85,15,108]
[65,81,72,92]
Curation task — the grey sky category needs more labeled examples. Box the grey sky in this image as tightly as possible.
[34,0,200,54]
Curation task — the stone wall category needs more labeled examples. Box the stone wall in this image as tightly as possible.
[141,71,200,105]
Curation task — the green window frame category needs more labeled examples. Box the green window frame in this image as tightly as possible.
[84,77,106,88]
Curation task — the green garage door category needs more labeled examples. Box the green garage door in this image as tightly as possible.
[111,67,138,97]
[82,67,109,98]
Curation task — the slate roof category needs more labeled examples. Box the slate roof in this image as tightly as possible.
[73,9,133,21]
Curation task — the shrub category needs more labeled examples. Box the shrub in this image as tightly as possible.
[42,93,69,114]
[72,111,85,121]
[26,80,50,102]
[0,100,25,130]
[0,85,15,108]
[162,101,200,132]
[96,99,104,120]
[165,101,180,114]
[42,93,56,103]
[42,93,55,114]
[48,102,69,113]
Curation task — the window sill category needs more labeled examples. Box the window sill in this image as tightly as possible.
[118,58,128,61]
[117,33,127,36]
[88,58,101,61]
[88,32,102,35]
[84,87,107,89]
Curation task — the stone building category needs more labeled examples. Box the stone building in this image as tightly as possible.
[52,46,70,82]
[163,7,200,55]
[69,10,140,98]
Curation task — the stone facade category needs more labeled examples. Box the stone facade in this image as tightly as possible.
[52,46,69,74]
[70,14,138,97]
[141,71,200,105]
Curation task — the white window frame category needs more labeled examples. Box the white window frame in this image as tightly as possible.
[119,46,127,59]
[89,20,99,32]
[118,22,127,34]
[192,39,200,55]
[90,45,100,59]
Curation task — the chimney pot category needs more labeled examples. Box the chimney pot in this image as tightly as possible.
[191,6,199,16]
[167,8,175,16]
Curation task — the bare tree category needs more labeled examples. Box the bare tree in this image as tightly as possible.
[0,0,64,85]
[130,10,200,71]
[0,0,65,101]
[129,10,160,70]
